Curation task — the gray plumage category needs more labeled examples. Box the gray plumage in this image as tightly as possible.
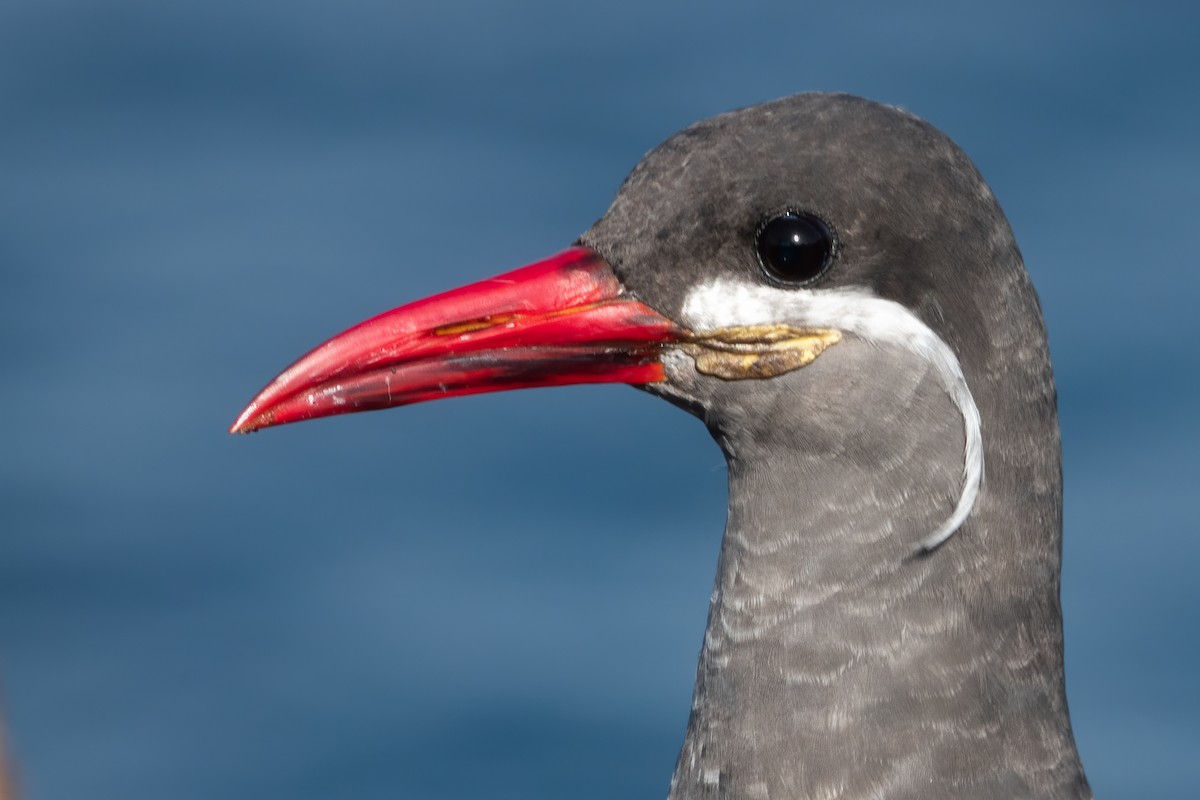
[234,90,1093,799]
[582,94,1091,799]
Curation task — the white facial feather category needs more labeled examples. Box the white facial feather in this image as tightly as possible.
[681,279,983,551]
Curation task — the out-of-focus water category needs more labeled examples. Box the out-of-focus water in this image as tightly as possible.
[1,2,1197,798]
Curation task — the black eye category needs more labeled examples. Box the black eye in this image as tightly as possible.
[755,212,836,285]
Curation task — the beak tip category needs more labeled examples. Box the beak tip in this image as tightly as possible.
[229,404,266,435]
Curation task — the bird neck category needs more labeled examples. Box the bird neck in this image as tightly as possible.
[667,350,1091,799]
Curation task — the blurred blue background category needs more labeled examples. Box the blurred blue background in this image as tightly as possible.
[1,1,1197,798]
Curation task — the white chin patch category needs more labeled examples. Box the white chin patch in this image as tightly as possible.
[681,279,983,551]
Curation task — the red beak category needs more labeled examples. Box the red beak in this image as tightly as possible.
[230,247,682,433]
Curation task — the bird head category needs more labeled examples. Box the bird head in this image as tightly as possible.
[232,93,1048,551]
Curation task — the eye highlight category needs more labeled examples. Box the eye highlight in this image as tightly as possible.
[755,211,837,285]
